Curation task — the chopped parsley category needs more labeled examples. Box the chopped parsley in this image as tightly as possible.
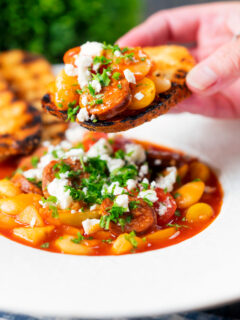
[100,204,127,230]
[49,205,59,218]
[167,223,189,229]
[129,200,140,210]
[102,239,113,244]
[142,198,153,207]
[92,69,111,87]
[176,175,181,184]
[193,178,201,182]
[125,231,138,248]
[112,72,121,80]
[174,210,181,217]
[41,242,50,249]
[31,156,39,168]
[51,150,59,159]
[93,56,112,65]
[71,232,85,244]
[174,192,181,199]
[111,165,138,187]
[124,52,134,61]
[26,178,42,189]
[114,149,125,159]
[53,161,71,179]
[88,83,95,96]
[67,105,80,122]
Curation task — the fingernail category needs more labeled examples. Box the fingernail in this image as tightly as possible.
[187,65,218,91]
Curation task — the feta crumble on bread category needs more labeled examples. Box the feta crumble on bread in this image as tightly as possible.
[77,107,90,122]
[123,69,136,84]
[134,92,144,100]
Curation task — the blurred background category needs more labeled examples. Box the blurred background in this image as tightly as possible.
[0,0,225,63]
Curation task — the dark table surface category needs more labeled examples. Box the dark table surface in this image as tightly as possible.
[1,301,240,320]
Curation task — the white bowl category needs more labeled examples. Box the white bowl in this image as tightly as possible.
[1,112,240,318]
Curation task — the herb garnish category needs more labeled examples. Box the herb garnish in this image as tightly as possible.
[125,231,138,248]
[31,156,39,168]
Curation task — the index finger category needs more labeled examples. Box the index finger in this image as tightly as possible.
[117,5,202,47]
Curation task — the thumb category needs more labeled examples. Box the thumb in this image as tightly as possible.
[186,38,240,95]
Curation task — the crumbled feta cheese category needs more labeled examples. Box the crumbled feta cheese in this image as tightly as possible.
[87,138,112,158]
[82,218,100,235]
[123,69,136,84]
[23,168,42,182]
[169,231,180,240]
[114,50,122,57]
[157,203,167,216]
[204,186,216,193]
[81,95,88,107]
[115,194,129,211]
[90,114,96,121]
[138,50,147,58]
[39,200,47,208]
[125,143,146,164]
[80,41,103,57]
[91,79,101,93]
[64,148,84,160]
[142,178,149,185]
[82,187,87,195]
[139,164,149,177]
[90,204,97,211]
[154,159,162,165]
[30,216,37,228]
[126,179,137,190]
[42,141,51,148]
[65,123,87,143]
[59,172,69,179]
[59,140,72,150]
[47,178,72,209]
[77,107,90,122]
[92,62,101,72]
[156,167,177,192]
[75,55,93,88]
[64,63,78,77]
[100,154,124,173]
[106,182,124,196]
[134,92,144,100]
[38,152,56,170]
[151,181,156,189]
[138,189,158,203]
[65,42,103,89]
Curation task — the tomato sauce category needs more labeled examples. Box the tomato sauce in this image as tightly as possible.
[0,138,223,256]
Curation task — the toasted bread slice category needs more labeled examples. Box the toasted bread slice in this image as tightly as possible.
[0,50,67,142]
[42,45,195,132]
[0,50,62,126]
[0,76,41,161]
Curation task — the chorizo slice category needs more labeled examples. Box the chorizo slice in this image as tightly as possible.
[100,197,157,236]
[42,158,87,198]
[11,174,42,195]
[79,76,132,120]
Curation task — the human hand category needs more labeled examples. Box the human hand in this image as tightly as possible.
[117,2,240,118]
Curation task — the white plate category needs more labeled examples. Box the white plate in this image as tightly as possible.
[0,112,240,318]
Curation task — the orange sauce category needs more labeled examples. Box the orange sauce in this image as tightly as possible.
[0,140,223,255]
